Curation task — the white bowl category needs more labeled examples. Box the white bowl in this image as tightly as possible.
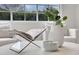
[43,41,58,51]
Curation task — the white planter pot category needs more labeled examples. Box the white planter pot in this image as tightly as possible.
[45,21,64,47]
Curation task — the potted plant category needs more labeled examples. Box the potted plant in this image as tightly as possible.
[44,7,67,47]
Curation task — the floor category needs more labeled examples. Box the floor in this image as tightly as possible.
[0,41,79,55]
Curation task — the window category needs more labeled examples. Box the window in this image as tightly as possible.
[13,12,24,20]
[26,13,36,21]
[0,4,60,21]
[0,12,10,20]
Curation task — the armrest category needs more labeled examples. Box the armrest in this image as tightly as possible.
[64,29,76,38]
[64,29,77,43]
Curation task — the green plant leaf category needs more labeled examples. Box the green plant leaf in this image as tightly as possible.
[44,8,67,27]
[49,17,54,21]
[56,20,61,25]
[50,8,59,15]
[63,16,67,21]
[55,16,60,21]
[45,11,52,17]
[60,23,63,27]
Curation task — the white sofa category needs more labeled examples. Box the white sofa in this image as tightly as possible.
[1,21,79,47]
[0,38,18,46]
[0,23,18,46]
[0,21,45,46]
[64,29,79,44]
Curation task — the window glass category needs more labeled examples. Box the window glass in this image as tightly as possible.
[0,4,8,11]
[26,13,36,21]
[0,12,10,20]
[16,5,25,12]
[13,13,24,20]
[38,5,48,12]
[38,14,48,21]
[48,5,60,10]
[25,5,36,13]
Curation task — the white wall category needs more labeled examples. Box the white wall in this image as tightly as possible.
[62,4,79,29]
[75,4,79,29]
[62,4,77,29]
[62,4,79,43]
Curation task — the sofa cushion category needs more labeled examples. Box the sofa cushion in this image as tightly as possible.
[0,38,18,46]
[0,25,10,29]
[0,22,10,29]
[0,29,15,38]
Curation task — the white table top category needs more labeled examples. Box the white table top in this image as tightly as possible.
[0,41,79,55]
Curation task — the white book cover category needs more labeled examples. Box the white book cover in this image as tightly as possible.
[10,28,46,53]
[10,41,29,53]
